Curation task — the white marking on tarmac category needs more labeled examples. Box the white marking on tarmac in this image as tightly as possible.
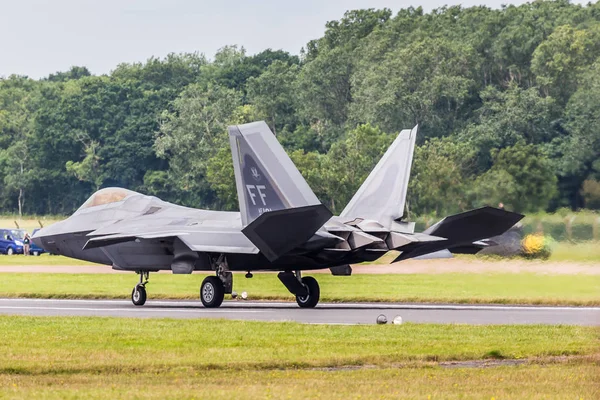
[0,298,598,312]
[0,306,266,314]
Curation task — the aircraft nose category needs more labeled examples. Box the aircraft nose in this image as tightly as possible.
[32,223,59,247]
[31,228,46,247]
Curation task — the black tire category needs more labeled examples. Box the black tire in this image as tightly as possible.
[6,247,14,256]
[131,285,147,306]
[296,276,320,308]
[200,276,225,308]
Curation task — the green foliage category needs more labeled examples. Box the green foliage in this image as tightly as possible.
[321,124,394,212]
[154,83,241,208]
[459,84,558,170]
[472,142,557,213]
[581,179,600,209]
[562,62,600,197]
[408,137,476,216]
[247,60,299,134]
[65,138,104,191]
[531,25,600,103]
[351,37,479,136]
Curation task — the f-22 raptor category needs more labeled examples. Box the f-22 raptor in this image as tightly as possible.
[33,121,523,308]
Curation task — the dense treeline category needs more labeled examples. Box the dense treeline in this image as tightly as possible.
[1,0,600,217]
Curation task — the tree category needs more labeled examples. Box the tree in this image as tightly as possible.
[46,66,92,82]
[351,38,479,136]
[0,76,37,216]
[471,142,557,213]
[459,83,558,171]
[407,137,476,216]
[204,105,262,211]
[155,83,241,208]
[295,47,353,126]
[532,24,600,103]
[247,60,299,135]
[581,179,600,209]
[65,133,104,191]
[321,124,394,212]
[560,61,600,208]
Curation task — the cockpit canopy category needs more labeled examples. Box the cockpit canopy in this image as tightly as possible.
[77,187,139,211]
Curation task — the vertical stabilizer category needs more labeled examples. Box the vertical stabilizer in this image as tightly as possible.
[340,125,418,228]
[229,121,321,227]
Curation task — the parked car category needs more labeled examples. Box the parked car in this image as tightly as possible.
[0,229,25,255]
[30,228,46,256]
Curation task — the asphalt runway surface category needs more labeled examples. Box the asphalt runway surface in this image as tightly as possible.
[0,298,598,325]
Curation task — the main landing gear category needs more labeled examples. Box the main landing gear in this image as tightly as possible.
[200,255,232,308]
[131,271,149,306]
[278,270,320,308]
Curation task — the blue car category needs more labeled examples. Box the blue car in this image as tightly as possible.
[0,229,25,255]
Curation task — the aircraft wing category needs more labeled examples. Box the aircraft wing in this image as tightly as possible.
[83,225,258,254]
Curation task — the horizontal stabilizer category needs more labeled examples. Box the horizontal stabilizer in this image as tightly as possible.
[242,204,333,262]
[449,239,496,255]
[394,207,523,262]
[424,206,523,240]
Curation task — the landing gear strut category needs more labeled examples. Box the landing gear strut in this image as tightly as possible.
[277,270,320,308]
[131,271,149,306]
[200,255,232,308]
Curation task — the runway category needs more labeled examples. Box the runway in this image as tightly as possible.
[0,298,598,325]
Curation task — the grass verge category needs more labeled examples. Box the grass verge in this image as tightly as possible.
[0,272,598,305]
[0,316,597,399]
[549,241,600,262]
[2,317,596,372]
[0,254,97,266]
[2,363,599,399]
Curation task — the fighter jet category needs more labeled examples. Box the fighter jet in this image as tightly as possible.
[33,121,523,308]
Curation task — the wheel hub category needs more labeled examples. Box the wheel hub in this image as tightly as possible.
[297,286,310,303]
[202,283,214,302]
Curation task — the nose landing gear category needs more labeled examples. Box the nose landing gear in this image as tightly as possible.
[131,271,149,306]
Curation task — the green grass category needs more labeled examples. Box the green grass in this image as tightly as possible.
[0,254,97,266]
[0,316,597,399]
[0,317,596,371]
[550,241,600,262]
[2,364,598,399]
[0,272,599,305]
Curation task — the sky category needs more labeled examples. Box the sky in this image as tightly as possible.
[0,0,570,79]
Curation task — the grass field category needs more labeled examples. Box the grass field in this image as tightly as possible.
[3,364,598,399]
[0,317,597,399]
[0,272,598,305]
[549,241,600,262]
[0,254,98,266]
